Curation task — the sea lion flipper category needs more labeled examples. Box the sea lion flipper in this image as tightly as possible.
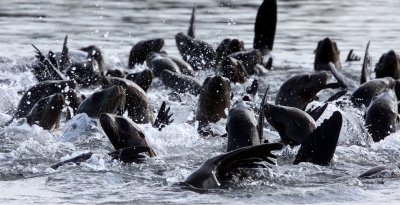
[325,89,347,103]
[293,111,342,166]
[60,35,70,72]
[50,152,93,170]
[32,44,67,81]
[345,49,361,62]
[47,51,58,68]
[221,143,283,168]
[258,85,270,141]
[108,146,151,163]
[264,57,273,70]
[305,103,328,122]
[154,101,174,130]
[245,79,258,95]
[254,0,277,52]
[182,143,283,189]
[358,165,389,179]
[361,41,371,84]
[187,4,196,38]
[329,62,348,89]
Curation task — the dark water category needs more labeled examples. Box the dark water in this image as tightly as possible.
[0,0,400,204]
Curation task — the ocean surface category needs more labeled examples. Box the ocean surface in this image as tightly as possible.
[0,0,400,204]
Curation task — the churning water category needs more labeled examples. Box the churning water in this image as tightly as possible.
[0,0,400,204]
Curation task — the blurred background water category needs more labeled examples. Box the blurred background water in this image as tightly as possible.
[0,0,400,204]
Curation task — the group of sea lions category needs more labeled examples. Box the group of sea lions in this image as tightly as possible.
[2,0,400,190]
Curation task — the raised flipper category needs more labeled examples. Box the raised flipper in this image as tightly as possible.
[306,103,328,122]
[360,41,371,84]
[358,165,389,179]
[245,79,258,95]
[293,111,342,166]
[264,57,273,70]
[51,152,93,170]
[258,85,270,141]
[47,51,58,68]
[187,4,196,38]
[182,143,283,189]
[60,35,71,72]
[325,89,347,103]
[32,44,67,81]
[154,101,174,130]
[345,49,361,62]
[253,0,277,52]
[329,62,348,89]
[108,146,151,163]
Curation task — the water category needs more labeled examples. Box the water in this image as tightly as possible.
[0,0,400,204]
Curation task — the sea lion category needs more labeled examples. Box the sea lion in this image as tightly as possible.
[365,89,398,142]
[350,77,396,107]
[79,45,107,75]
[105,69,125,78]
[226,100,260,152]
[128,38,164,68]
[146,52,181,77]
[65,47,102,88]
[217,57,248,83]
[177,143,283,190]
[159,69,202,96]
[216,38,245,65]
[76,85,126,118]
[99,113,156,157]
[175,32,216,70]
[26,93,64,130]
[101,77,154,124]
[375,50,400,79]
[196,76,231,135]
[253,0,277,54]
[63,90,83,120]
[157,53,195,76]
[126,69,154,92]
[228,50,262,75]
[264,102,317,146]
[275,72,330,110]
[13,80,77,119]
[293,111,343,166]
[169,56,195,76]
[314,38,341,71]
[101,77,173,128]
